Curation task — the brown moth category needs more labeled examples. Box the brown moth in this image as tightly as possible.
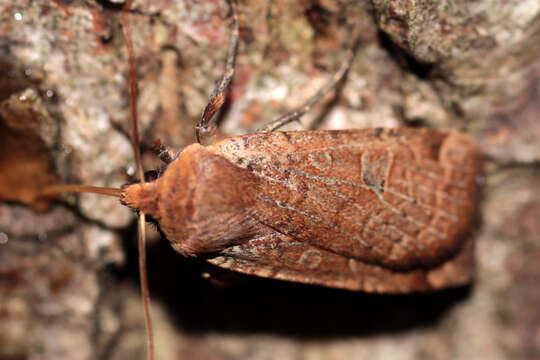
[121,127,482,294]
[37,0,483,296]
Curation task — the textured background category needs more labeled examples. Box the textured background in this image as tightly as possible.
[1,0,539,359]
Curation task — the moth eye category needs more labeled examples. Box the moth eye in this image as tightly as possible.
[144,170,159,182]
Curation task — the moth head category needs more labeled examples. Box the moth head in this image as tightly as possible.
[119,141,204,220]
[120,181,159,218]
[122,142,259,257]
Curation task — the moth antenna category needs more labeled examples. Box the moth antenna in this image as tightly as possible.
[39,184,122,198]
[259,20,362,132]
[122,2,154,360]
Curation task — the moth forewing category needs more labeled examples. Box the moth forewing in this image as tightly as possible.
[208,232,476,293]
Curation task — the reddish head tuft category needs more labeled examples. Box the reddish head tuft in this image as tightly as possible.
[120,182,159,219]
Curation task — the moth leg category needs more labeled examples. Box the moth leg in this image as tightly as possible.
[259,39,359,133]
[151,139,179,164]
[195,0,239,145]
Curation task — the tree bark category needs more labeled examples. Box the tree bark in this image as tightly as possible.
[1,0,539,359]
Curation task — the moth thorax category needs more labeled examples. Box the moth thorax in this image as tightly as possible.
[120,181,158,218]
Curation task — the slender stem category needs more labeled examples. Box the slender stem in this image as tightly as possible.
[123,5,145,184]
[138,212,154,360]
[122,2,154,360]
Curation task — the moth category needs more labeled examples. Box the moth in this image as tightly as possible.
[33,0,483,358]
[122,127,482,294]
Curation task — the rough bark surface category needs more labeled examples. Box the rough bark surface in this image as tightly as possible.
[0,0,539,359]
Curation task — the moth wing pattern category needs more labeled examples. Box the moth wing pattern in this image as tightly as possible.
[207,229,475,293]
[210,128,482,273]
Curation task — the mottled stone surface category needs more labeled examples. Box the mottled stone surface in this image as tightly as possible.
[0,0,539,359]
